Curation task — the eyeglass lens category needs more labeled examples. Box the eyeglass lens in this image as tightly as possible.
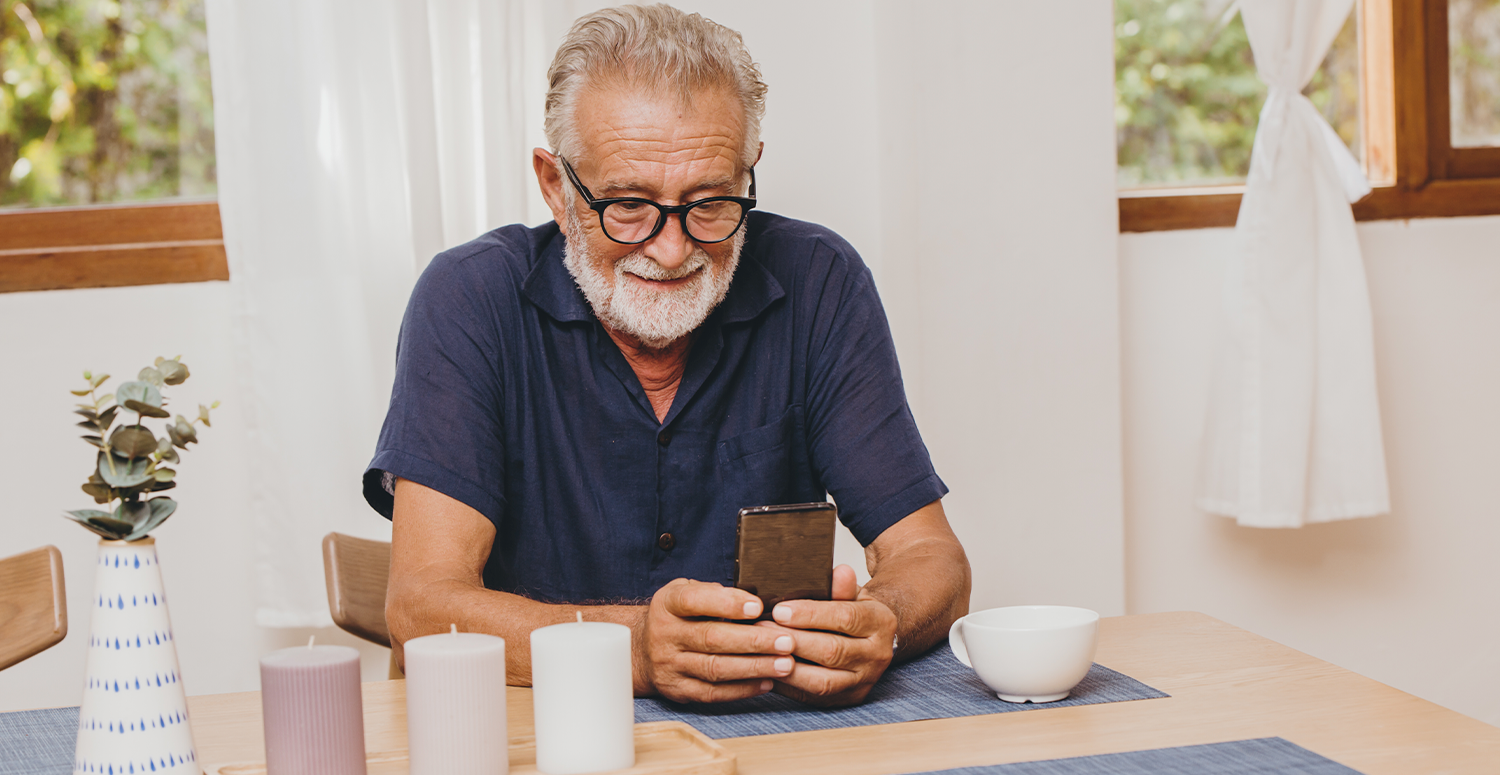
[602,199,746,244]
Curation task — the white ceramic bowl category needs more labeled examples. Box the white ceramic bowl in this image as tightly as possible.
[948,605,1099,703]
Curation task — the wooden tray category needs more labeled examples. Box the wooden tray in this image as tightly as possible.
[204,720,735,775]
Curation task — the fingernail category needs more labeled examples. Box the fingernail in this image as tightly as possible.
[772,604,792,623]
[743,600,761,618]
[759,680,773,693]
[774,635,794,652]
[774,656,794,674]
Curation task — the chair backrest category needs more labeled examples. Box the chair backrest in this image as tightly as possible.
[321,532,392,649]
[0,545,68,671]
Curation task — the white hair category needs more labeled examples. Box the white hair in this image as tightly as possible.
[544,3,768,168]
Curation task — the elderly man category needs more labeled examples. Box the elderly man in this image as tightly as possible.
[363,3,969,707]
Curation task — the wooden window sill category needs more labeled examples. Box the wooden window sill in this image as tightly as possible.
[0,202,229,293]
[1119,179,1500,233]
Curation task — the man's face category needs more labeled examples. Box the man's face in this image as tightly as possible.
[556,85,750,349]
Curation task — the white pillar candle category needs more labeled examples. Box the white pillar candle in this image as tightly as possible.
[259,642,367,775]
[530,618,635,774]
[404,628,509,775]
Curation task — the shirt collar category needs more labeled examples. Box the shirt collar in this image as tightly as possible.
[522,222,785,327]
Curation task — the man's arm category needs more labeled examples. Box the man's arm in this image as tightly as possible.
[760,499,970,706]
[387,478,797,701]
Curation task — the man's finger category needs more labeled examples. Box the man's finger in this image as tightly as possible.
[658,676,775,705]
[772,662,866,705]
[660,579,763,620]
[681,620,796,656]
[771,598,878,637]
[777,626,870,670]
[831,564,860,601]
[678,652,796,684]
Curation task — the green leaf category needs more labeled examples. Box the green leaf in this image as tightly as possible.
[138,366,165,387]
[96,393,114,407]
[62,511,131,541]
[124,399,171,419]
[81,435,105,450]
[81,481,113,504]
[91,515,138,535]
[152,468,175,482]
[98,405,119,431]
[116,380,163,409]
[83,370,93,380]
[160,446,180,464]
[70,389,92,396]
[96,452,151,488]
[74,408,98,421]
[159,360,189,386]
[169,416,198,448]
[125,497,177,540]
[90,373,109,388]
[116,500,151,527]
[198,404,212,427]
[76,420,99,431]
[109,426,158,459]
[67,509,111,521]
[148,480,176,493]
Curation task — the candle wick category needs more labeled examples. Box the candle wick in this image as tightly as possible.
[576,611,583,624]
[451,623,458,636]
[307,636,315,650]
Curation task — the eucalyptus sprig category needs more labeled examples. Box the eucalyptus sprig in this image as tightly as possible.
[63,357,219,541]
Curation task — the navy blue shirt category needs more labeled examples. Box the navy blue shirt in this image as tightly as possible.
[363,212,946,604]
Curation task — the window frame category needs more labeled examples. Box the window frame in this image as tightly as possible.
[0,202,228,293]
[1119,0,1500,232]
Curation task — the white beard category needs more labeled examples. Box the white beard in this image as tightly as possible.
[563,205,742,350]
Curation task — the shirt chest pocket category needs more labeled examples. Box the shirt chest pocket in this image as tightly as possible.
[715,405,816,509]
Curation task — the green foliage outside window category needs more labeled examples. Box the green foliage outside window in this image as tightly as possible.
[1116,0,1361,189]
[0,0,214,209]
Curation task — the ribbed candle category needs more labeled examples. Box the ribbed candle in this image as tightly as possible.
[404,630,508,775]
[259,644,367,775]
[531,620,635,774]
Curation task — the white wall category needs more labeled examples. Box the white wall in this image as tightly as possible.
[1121,215,1500,727]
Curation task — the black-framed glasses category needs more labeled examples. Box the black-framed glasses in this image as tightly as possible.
[559,156,757,245]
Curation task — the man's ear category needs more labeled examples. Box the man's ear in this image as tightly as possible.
[533,148,569,234]
[753,141,764,167]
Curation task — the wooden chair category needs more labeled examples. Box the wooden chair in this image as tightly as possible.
[0,545,68,671]
[321,532,402,677]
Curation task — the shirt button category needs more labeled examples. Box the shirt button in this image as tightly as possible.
[657,532,676,551]
[657,431,671,447]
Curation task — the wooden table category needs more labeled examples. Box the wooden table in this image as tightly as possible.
[187,612,1500,774]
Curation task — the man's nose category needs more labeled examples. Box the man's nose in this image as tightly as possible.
[644,214,696,271]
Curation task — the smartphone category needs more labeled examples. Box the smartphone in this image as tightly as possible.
[733,502,837,619]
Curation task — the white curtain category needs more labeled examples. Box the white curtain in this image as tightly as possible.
[205,0,550,626]
[1198,0,1389,528]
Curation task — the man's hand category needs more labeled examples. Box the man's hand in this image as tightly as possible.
[760,565,898,707]
[637,578,798,704]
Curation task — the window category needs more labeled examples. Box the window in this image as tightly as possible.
[0,0,226,292]
[1117,0,1500,232]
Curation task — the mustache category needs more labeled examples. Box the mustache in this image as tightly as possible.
[616,250,710,281]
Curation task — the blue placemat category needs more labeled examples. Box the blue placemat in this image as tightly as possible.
[0,706,76,775]
[634,646,1168,739]
[908,737,1363,774]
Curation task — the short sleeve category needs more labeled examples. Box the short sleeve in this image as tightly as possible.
[799,236,948,545]
[362,239,518,527]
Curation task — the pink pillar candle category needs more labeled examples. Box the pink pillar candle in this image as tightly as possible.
[259,644,367,775]
[404,630,509,775]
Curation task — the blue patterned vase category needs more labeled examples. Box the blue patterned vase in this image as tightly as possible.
[74,537,198,774]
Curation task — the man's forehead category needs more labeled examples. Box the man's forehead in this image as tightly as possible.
[571,83,746,184]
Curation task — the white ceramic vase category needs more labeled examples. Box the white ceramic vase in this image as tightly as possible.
[74,537,199,774]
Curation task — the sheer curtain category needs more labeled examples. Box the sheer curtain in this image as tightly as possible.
[1197,0,1389,528]
[205,0,550,626]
